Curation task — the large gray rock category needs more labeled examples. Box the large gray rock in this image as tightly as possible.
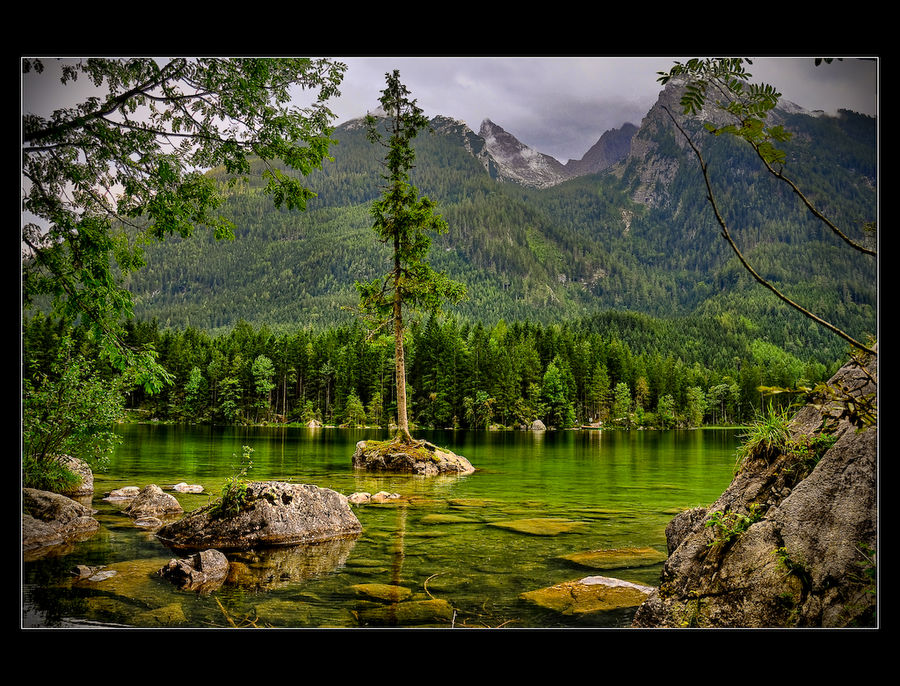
[352,439,475,476]
[123,484,183,519]
[155,481,362,551]
[633,351,877,628]
[22,488,100,556]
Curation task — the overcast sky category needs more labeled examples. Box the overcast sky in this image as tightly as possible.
[328,56,878,162]
[23,56,878,164]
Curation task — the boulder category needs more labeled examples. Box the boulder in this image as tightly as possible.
[155,481,362,551]
[530,420,547,432]
[633,351,877,628]
[123,484,183,519]
[355,599,454,627]
[352,439,475,476]
[56,455,93,496]
[158,549,229,592]
[22,488,100,556]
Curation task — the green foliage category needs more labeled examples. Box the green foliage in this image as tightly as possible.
[705,503,763,547]
[733,403,794,472]
[22,57,346,391]
[57,311,851,432]
[541,357,576,428]
[22,335,125,475]
[22,455,83,493]
[658,58,789,165]
[343,391,367,426]
[463,390,496,430]
[773,545,808,577]
[213,445,254,518]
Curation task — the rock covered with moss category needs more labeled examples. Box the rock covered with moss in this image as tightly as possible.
[352,439,475,476]
[155,481,362,551]
[632,351,877,628]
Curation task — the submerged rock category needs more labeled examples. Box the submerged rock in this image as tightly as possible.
[559,546,667,570]
[352,439,475,476]
[350,583,413,602]
[155,481,362,551]
[354,599,454,627]
[22,488,100,557]
[488,517,585,536]
[521,576,655,616]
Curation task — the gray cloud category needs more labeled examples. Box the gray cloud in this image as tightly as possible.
[23,57,878,165]
[331,56,877,162]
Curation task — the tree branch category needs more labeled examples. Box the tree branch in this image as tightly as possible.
[663,105,876,357]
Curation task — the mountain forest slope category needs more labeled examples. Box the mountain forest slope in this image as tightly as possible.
[118,82,877,368]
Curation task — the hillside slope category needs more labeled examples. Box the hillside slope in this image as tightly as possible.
[121,82,877,363]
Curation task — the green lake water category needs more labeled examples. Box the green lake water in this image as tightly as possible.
[22,425,741,629]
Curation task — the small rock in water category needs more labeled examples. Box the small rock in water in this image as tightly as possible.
[172,482,204,493]
[104,486,141,501]
[350,583,413,602]
[159,549,229,592]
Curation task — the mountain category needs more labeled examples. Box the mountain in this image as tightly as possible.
[120,81,877,364]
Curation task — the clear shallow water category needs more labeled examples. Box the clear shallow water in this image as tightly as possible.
[22,425,740,629]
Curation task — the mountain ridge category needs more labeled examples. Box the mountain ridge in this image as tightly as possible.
[116,81,877,364]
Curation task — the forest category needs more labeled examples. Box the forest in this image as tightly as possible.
[23,309,841,432]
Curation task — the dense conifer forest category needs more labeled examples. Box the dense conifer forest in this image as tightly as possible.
[23,309,844,431]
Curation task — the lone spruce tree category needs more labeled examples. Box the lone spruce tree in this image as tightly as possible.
[357,70,466,444]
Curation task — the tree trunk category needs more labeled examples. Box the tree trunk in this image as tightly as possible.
[393,271,414,444]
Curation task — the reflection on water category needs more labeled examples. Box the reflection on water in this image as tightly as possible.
[22,426,740,629]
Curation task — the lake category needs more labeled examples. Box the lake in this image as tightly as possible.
[22,425,741,629]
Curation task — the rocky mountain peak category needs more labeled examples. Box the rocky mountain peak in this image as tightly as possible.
[478,119,570,189]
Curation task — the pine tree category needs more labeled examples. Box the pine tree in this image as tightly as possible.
[355,70,466,443]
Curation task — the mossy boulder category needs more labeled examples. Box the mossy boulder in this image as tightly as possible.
[352,439,475,476]
[156,481,362,551]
